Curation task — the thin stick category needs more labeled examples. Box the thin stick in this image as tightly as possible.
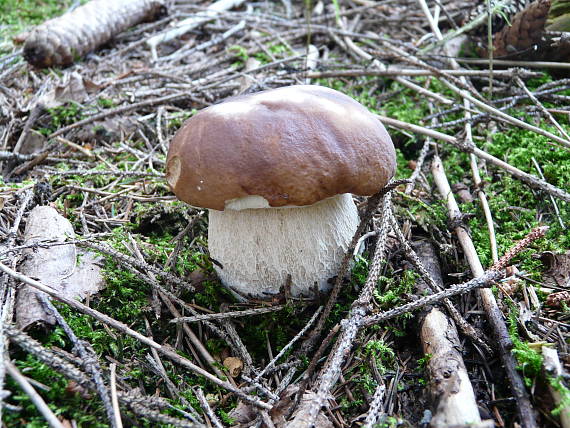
[290,194,393,427]
[109,363,123,428]
[195,388,224,428]
[253,306,322,384]
[363,384,386,428]
[0,190,33,418]
[146,0,247,59]
[531,158,565,229]
[391,213,492,354]
[456,58,570,69]
[304,68,542,79]
[486,0,494,97]
[158,20,246,63]
[514,76,570,142]
[361,224,547,329]
[361,271,502,328]
[127,235,226,379]
[6,326,197,427]
[77,240,195,291]
[47,92,197,139]
[443,77,570,149]
[0,261,158,348]
[6,361,65,428]
[171,305,286,323]
[38,295,118,428]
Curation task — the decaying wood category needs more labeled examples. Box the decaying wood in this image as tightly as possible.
[542,347,570,428]
[23,0,165,67]
[431,156,539,428]
[414,240,483,428]
[15,205,104,330]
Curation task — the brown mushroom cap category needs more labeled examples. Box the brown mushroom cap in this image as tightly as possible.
[166,85,396,211]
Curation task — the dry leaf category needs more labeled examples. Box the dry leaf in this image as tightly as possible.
[228,400,256,425]
[40,72,102,109]
[15,206,105,329]
[538,251,570,287]
[223,356,243,377]
[545,291,570,308]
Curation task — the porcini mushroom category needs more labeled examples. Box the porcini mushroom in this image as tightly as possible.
[166,85,396,299]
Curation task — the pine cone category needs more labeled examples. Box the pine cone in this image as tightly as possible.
[23,0,165,68]
[545,291,570,308]
[466,1,530,34]
[491,0,551,58]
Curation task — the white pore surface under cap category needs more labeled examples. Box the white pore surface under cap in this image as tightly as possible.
[208,193,359,298]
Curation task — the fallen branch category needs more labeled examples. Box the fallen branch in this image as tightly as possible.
[287,194,393,427]
[171,305,286,323]
[413,240,483,427]
[360,270,503,328]
[431,155,538,428]
[304,68,543,79]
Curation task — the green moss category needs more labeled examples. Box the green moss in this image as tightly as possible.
[463,126,569,267]
[47,103,84,130]
[253,43,293,64]
[0,0,82,42]
[373,270,417,309]
[417,353,432,369]
[167,110,196,129]
[508,312,543,387]
[5,357,108,427]
[365,339,396,375]
[228,44,249,67]
[96,97,115,109]
[217,408,236,425]
[549,375,570,418]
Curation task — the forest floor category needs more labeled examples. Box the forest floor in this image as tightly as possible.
[1,0,569,427]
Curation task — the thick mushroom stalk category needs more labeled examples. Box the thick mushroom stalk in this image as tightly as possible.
[208,193,358,298]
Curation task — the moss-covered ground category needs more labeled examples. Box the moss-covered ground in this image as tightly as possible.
[2,1,570,427]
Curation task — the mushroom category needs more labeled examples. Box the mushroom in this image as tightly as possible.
[166,85,396,299]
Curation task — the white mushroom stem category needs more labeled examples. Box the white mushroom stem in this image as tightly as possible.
[208,193,359,298]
